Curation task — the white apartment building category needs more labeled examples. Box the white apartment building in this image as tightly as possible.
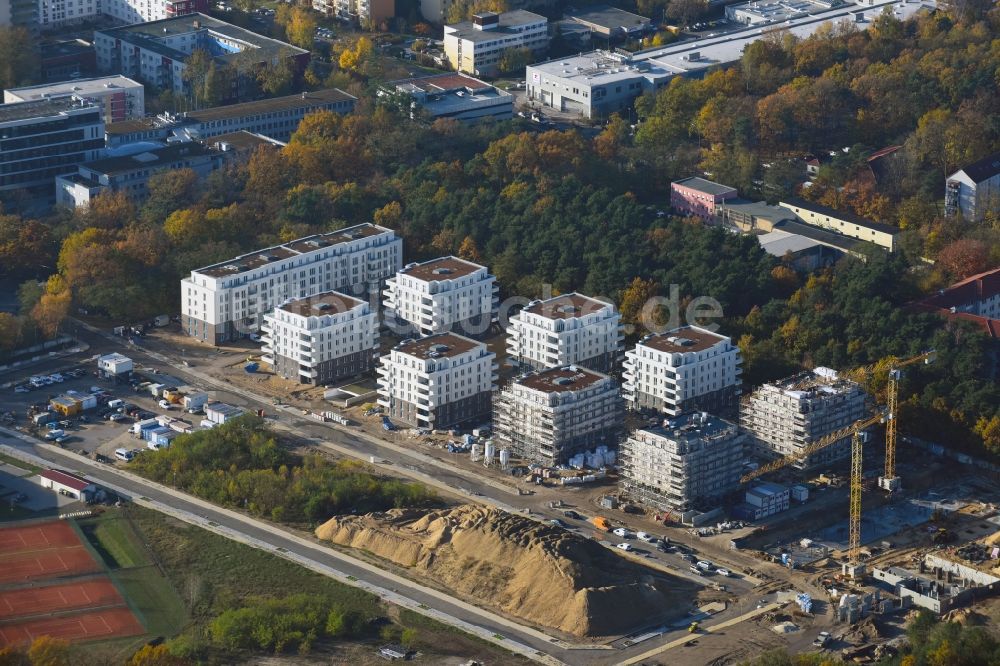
[623,326,742,417]
[383,256,498,337]
[506,292,622,373]
[740,368,867,469]
[377,333,497,429]
[181,224,401,345]
[5,76,144,124]
[38,0,99,27]
[945,150,1000,222]
[261,291,378,385]
[312,0,392,27]
[38,0,202,27]
[444,10,549,77]
[620,412,745,513]
[493,365,623,465]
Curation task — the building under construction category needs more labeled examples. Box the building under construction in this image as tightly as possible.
[620,412,745,513]
[493,366,624,465]
[741,367,867,470]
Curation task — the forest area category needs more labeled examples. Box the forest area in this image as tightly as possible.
[0,8,998,453]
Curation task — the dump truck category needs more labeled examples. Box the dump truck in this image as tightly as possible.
[591,516,611,531]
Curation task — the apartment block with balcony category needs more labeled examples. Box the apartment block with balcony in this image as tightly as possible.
[443,10,549,77]
[181,223,401,345]
[740,368,867,469]
[623,326,742,418]
[383,256,498,337]
[312,0,392,27]
[944,150,1000,223]
[506,292,623,373]
[261,291,378,385]
[5,76,144,124]
[620,412,745,513]
[493,366,623,465]
[377,333,497,429]
[0,97,104,198]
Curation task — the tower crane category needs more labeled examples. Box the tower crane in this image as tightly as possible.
[842,351,936,493]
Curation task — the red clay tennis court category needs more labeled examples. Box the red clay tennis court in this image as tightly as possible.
[0,547,101,584]
[0,607,144,644]
[0,579,124,619]
[0,522,82,553]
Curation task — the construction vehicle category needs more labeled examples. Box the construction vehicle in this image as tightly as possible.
[688,621,700,633]
[591,516,611,531]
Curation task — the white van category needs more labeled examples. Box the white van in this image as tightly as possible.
[114,448,134,461]
[44,429,65,440]
[107,399,124,409]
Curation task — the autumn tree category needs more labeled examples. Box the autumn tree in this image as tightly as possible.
[143,168,201,224]
[665,0,708,26]
[285,7,317,49]
[0,215,50,276]
[937,239,991,279]
[127,644,190,666]
[338,37,373,73]
[26,636,71,666]
[0,27,38,89]
[257,57,295,96]
[77,190,136,230]
[619,277,659,329]
[181,48,215,109]
[458,235,482,262]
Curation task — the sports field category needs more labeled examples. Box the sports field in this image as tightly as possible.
[0,520,145,645]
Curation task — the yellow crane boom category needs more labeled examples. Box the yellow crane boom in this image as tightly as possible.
[740,412,885,485]
[880,350,935,492]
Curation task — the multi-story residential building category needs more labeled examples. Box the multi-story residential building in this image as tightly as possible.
[620,412,745,513]
[0,97,104,197]
[38,0,99,27]
[261,291,379,385]
[181,223,401,345]
[383,256,498,337]
[740,368,867,469]
[377,333,497,429]
[5,76,144,124]
[778,197,898,252]
[911,267,1000,340]
[944,150,1000,222]
[493,366,623,465]
[105,88,356,147]
[444,11,549,77]
[312,0,392,27]
[671,176,737,219]
[94,14,309,99]
[0,0,37,27]
[40,39,98,82]
[380,73,513,124]
[623,326,741,418]
[102,0,204,25]
[506,292,622,373]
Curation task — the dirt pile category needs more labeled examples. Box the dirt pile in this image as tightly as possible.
[315,504,696,637]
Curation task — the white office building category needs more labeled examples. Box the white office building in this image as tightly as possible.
[5,76,145,124]
[444,10,549,77]
[740,368,867,469]
[383,256,498,337]
[377,333,497,429]
[620,412,745,513]
[506,292,622,373]
[623,326,742,417]
[181,223,401,345]
[261,291,379,385]
[494,365,623,465]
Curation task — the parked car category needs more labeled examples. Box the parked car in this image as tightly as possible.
[716,568,731,577]
[637,531,656,543]
[612,527,632,538]
[563,510,581,520]
[696,560,712,571]
[615,542,632,552]
[813,631,831,648]
[158,399,172,410]
[549,519,566,528]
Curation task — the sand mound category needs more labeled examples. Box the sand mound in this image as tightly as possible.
[315,505,696,637]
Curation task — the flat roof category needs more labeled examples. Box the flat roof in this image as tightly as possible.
[717,199,797,222]
[394,332,482,360]
[210,130,284,152]
[5,75,142,101]
[643,411,736,440]
[522,293,612,320]
[729,0,840,22]
[780,197,898,234]
[80,142,213,176]
[97,14,308,64]
[758,229,821,257]
[673,176,737,196]
[194,223,391,278]
[639,326,728,354]
[516,366,608,393]
[278,291,364,317]
[567,5,651,31]
[447,9,546,43]
[530,0,933,82]
[388,72,493,94]
[0,96,96,123]
[772,219,864,253]
[206,402,243,415]
[400,256,484,282]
